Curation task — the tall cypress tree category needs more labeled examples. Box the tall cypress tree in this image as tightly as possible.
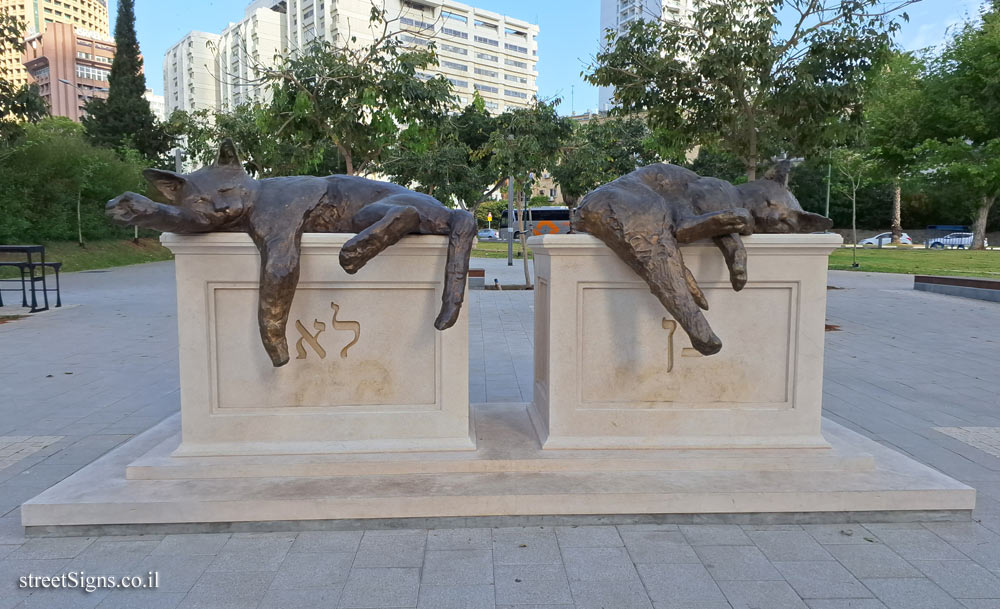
[83,0,170,161]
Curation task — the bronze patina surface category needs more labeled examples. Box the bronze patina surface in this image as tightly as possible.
[571,162,833,356]
[107,140,476,367]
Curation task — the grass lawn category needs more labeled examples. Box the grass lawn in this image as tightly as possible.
[829,247,1000,278]
[472,239,533,260]
[0,239,173,278]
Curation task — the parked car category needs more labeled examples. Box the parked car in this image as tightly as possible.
[477,228,500,241]
[858,232,912,247]
[927,232,985,249]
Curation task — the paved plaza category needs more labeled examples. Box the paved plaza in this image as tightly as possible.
[0,258,999,608]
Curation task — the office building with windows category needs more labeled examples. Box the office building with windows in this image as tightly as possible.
[597,0,696,111]
[1,0,109,89]
[163,31,221,116]
[216,0,287,110]
[21,22,113,121]
[285,0,538,113]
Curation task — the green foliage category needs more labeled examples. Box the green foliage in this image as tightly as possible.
[259,7,453,176]
[588,0,905,178]
[550,117,658,206]
[0,10,47,144]
[82,0,171,161]
[482,99,573,191]
[0,118,146,243]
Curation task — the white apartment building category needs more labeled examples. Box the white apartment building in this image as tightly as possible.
[597,0,696,112]
[163,31,221,116]
[285,0,539,113]
[144,89,166,122]
[216,0,287,110]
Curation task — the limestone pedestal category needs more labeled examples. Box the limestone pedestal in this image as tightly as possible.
[161,233,473,455]
[528,233,841,450]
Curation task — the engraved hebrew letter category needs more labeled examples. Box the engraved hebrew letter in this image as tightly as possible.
[295,320,327,360]
[330,303,361,359]
[662,318,677,373]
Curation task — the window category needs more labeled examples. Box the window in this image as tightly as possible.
[441,10,467,23]
[400,34,429,46]
[474,19,497,30]
[505,43,527,54]
[474,35,498,47]
[505,74,527,84]
[474,83,498,93]
[505,59,527,69]
[441,60,467,72]
[475,51,498,62]
[485,101,499,110]
[400,16,434,30]
[440,42,467,55]
[474,67,497,78]
[442,27,467,39]
[504,28,527,37]
[504,89,527,99]
[448,77,468,88]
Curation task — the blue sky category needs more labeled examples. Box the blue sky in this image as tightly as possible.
[118,0,987,114]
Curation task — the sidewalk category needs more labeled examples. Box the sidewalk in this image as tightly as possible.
[0,262,999,608]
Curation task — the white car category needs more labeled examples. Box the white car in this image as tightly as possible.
[927,232,985,249]
[477,229,499,241]
[858,232,912,247]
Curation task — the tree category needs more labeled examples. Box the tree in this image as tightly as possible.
[916,3,1000,250]
[0,10,47,144]
[864,51,926,243]
[482,99,573,286]
[833,147,876,266]
[550,117,658,207]
[384,94,504,212]
[260,6,453,177]
[82,0,171,161]
[588,0,909,180]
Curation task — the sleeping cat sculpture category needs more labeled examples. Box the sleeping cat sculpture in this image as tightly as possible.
[106,140,476,367]
[571,162,833,356]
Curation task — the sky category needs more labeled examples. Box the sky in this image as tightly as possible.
[116,0,988,115]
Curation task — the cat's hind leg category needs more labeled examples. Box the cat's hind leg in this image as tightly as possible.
[340,201,421,274]
[434,209,476,331]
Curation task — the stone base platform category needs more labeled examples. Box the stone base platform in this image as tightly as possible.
[22,404,974,533]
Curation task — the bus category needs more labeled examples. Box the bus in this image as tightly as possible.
[499,206,571,240]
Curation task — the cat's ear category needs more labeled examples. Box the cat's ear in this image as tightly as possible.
[215,138,242,168]
[143,169,186,202]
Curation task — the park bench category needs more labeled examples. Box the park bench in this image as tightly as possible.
[0,245,62,312]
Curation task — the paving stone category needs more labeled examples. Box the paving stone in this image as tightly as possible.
[861,577,965,609]
[177,570,275,609]
[868,527,968,561]
[554,525,623,548]
[135,554,215,594]
[352,530,426,568]
[911,560,1000,599]
[494,564,573,606]
[570,580,653,609]
[922,523,1000,547]
[338,567,420,608]
[427,528,491,550]
[637,563,728,604]
[825,544,922,579]
[774,561,871,599]
[258,586,341,609]
[96,590,186,609]
[562,546,641,582]
[416,584,495,609]
[621,530,701,564]
[749,530,834,562]
[805,601,889,609]
[493,528,562,565]
[719,580,809,609]
[695,546,782,581]
[289,531,363,554]
[269,551,354,589]
[74,539,160,571]
[680,525,753,546]
[421,549,493,585]
[8,536,95,560]
[801,525,879,546]
[151,534,230,557]
[19,588,108,609]
[959,600,1000,609]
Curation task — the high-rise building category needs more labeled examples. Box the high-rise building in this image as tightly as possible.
[145,88,165,122]
[1,0,109,89]
[216,1,286,110]
[285,0,539,112]
[163,31,221,116]
[21,22,113,121]
[597,0,696,112]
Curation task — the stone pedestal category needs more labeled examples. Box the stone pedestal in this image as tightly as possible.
[528,233,842,450]
[161,233,473,456]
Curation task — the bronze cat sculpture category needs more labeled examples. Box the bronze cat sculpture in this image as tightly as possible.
[571,162,833,356]
[106,140,476,367]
